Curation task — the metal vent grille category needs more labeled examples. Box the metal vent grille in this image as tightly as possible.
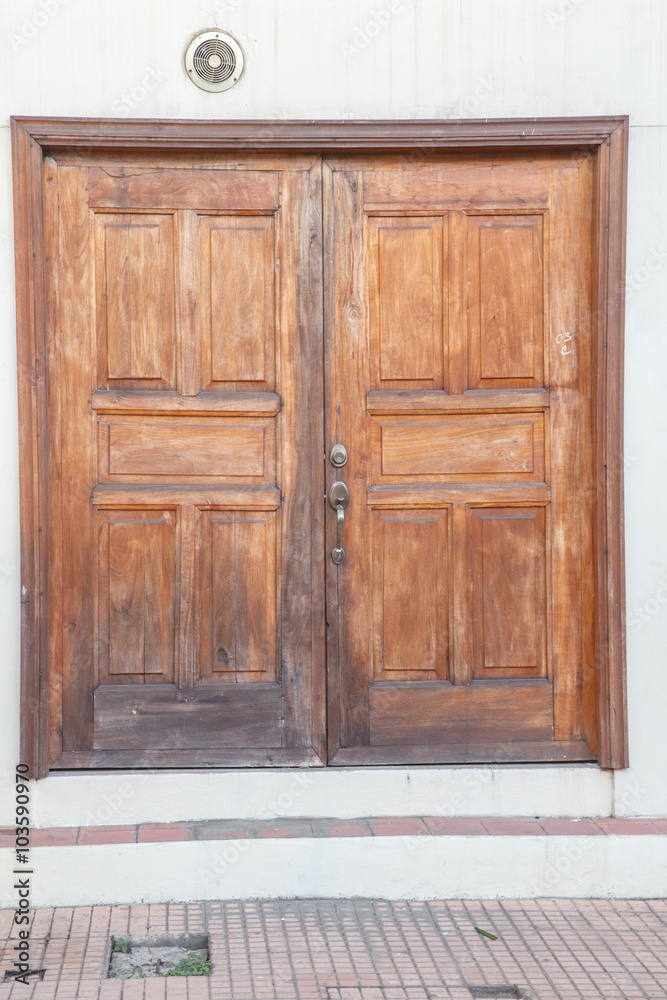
[184,30,244,93]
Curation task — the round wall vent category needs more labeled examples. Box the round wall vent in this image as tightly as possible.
[184,30,244,93]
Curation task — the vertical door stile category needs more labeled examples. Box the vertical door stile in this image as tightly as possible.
[323,159,342,759]
[176,209,200,398]
[450,503,472,686]
[44,153,64,767]
[60,164,96,752]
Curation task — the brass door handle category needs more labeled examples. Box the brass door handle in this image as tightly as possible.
[329,481,349,564]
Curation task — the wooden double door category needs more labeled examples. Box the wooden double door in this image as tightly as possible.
[44,147,599,768]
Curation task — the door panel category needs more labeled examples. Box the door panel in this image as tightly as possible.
[466,214,544,388]
[95,213,177,389]
[48,154,325,768]
[369,215,446,389]
[371,508,449,682]
[470,506,547,679]
[96,508,177,684]
[325,152,596,765]
[199,215,276,389]
[197,510,278,683]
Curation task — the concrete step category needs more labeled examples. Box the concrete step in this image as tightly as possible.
[2,817,666,906]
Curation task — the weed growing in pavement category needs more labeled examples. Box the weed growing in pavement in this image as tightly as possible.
[163,951,212,977]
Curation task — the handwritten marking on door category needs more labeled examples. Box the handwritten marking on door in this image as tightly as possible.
[556,331,572,354]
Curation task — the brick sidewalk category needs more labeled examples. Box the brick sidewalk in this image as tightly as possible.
[1,899,666,999]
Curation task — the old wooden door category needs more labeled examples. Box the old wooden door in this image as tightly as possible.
[46,152,325,767]
[41,142,603,769]
[325,152,598,764]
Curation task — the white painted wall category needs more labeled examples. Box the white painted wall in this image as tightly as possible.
[0,0,665,825]
[3,834,667,905]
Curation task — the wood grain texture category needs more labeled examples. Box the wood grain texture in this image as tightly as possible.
[374,413,545,482]
[467,214,544,389]
[326,168,372,754]
[371,509,449,681]
[367,388,549,414]
[594,123,629,768]
[43,153,64,768]
[93,486,281,509]
[278,166,324,756]
[88,165,280,211]
[175,210,199,397]
[12,122,51,775]
[198,511,278,683]
[53,748,322,768]
[363,161,548,210]
[548,162,587,743]
[93,684,283,750]
[91,390,281,415]
[96,509,176,684]
[95,214,176,389]
[369,215,444,388]
[101,419,269,479]
[367,486,551,507]
[59,165,96,752]
[199,214,275,389]
[470,506,546,679]
[369,681,553,745]
[16,116,629,150]
[329,740,594,766]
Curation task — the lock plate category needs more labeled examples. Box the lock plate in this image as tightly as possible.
[328,481,350,509]
[330,443,348,467]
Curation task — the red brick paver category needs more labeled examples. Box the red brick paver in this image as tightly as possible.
[479,818,546,836]
[29,828,78,847]
[1,899,666,999]
[368,818,430,836]
[593,817,662,835]
[137,825,194,843]
[78,828,137,846]
[535,818,606,836]
[422,818,487,835]
[3,817,666,847]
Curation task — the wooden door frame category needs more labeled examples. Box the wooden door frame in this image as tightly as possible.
[11,115,628,776]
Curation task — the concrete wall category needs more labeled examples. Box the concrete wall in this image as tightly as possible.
[0,0,665,825]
